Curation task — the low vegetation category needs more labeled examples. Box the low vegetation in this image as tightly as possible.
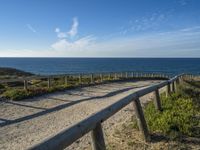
[1,84,74,100]
[0,68,168,101]
[108,78,200,149]
[145,94,198,139]
[0,67,33,77]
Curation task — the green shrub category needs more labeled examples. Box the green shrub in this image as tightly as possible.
[2,84,75,100]
[2,89,29,100]
[143,87,199,138]
[0,84,5,89]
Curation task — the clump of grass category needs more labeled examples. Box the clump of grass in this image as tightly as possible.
[2,89,30,100]
[0,67,33,76]
[143,80,199,139]
[2,84,74,100]
[0,84,5,89]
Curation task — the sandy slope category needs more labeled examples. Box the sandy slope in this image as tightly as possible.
[0,80,163,150]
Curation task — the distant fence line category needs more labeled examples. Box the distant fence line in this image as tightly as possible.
[0,71,171,90]
[27,73,190,150]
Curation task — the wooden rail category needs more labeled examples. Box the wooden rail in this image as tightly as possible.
[0,71,170,90]
[27,74,184,150]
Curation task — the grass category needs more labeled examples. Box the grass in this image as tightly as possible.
[1,84,74,101]
[0,73,168,101]
[107,78,200,149]
[143,79,200,139]
[0,67,33,77]
[144,93,198,139]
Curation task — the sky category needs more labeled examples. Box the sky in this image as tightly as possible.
[0,0,200,57]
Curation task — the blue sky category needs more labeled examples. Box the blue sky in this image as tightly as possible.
[0,0,200,57]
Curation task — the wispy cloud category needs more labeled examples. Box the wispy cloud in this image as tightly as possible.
[178,0,187,6]
[50,25,200,57]
[68,17,78,38]
[51,36,94,52]
[26,24,37,33]
[55,17,79,39]
[52,17,95,54]
[1,26,200,57]
[118,11,173,36]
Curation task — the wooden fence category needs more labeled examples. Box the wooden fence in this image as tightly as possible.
[26,73,185,150]
[0,71,170,90]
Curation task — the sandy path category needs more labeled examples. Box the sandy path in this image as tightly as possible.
[0,80,163,150]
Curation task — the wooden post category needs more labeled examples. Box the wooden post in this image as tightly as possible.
[64,76,68,85]
[121,72,123,78]
[91,123,106,150]
[79,74,82,84]
[135,72,137,78]
[100,74,103,82]
[174,80,177,92]
[24,80,28,90]
[108,73,111,80]
[154,89,162,111]
[133,98,150,142]
[47,77,51,88]
[91,74,94,84]
[114,73,117,80]
[172,82,175,93]
[126,72,128,78]
[131,72,134,78]
[166,82,171,97]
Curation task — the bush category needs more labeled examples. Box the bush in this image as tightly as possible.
[2,89,29,100]
[0,84,5,90]
[143,85,199,139]
[2,84,74,100]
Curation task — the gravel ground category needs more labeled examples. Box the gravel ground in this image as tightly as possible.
[0,80,164,150]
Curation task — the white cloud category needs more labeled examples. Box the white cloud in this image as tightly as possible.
[57,32,68,38]
[55,17,79,39]
[68,17,79,38]
[1,26,200,57]
[51,36,94,51]
[27,24,37,33]
[179,0,187,6]
[52,25,200,57]
[55,28,60,33]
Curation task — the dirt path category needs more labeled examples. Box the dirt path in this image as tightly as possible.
[0,80,163,150]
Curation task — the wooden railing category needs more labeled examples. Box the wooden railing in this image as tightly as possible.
[27,73,184,150]
[0,71,170,90]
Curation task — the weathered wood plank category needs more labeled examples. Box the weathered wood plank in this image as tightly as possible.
[133,98,150,142]
[91,123,106,150]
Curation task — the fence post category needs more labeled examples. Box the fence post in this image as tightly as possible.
[131,72,134,78]
[154,88,162,111]
[64,76,68,85]
[166,82,171,97]
[108,73,111,80]
[174,80,177,92]
[79,74,82,84]
[91,74,94,84]
[100,74,103,82]
[126,72,128,78]
[47,77,51,88]
[114,73,117,80]
[133,98,150,142]
[91,123,106,150]
[172,81,175,93]
[24,79,28,90]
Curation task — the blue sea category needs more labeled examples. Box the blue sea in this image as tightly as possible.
[0,58,199,76]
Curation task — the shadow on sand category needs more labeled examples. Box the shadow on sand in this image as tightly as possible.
[0,84,148,127]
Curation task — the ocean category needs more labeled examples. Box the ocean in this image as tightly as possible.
[0,58,199,75]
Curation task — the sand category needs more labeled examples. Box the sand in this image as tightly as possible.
[0,80,164,150]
